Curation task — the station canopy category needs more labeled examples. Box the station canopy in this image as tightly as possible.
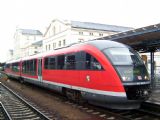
[100,23,160,52]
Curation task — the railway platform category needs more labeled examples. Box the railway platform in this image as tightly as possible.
[146,80,160,105]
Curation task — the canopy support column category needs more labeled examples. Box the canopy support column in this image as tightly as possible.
[150,51,155,89]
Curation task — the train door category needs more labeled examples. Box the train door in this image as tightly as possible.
[38,58,42,82]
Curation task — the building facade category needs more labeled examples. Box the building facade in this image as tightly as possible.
[43,19,133,52]
[10,19,132,61]
[13,29,42,59]
[6,49,13,61]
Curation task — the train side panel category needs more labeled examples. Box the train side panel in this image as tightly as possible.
[42,45,125,93]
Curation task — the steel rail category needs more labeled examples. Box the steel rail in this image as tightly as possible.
[0,82,50,120]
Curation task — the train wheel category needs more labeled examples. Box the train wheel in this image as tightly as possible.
[20,77,25,84]
[64,88,85,103]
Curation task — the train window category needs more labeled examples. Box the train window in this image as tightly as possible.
[66,54,76,70]
[44,57,57,70]
[104,48,144,65]
[44,58,49,69]
[75,51,103,70]
[43,52,103,71]
[91,58,103,70]
[22,59,36,75]
[33,59,37,72]
[29,60,36,75]
[29,60,33,74]
[12,62,19,72]
[49,57,56,69]
[75,52,85,70]
[26,61,29,74]
[57,55,65,69]
[85,52,103,70]
[22,62,25,73]
[24,61,27,73]
[5,64,10,68]
[85,53,91,69]
[5,64,7,68]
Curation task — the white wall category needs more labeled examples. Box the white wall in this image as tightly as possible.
[43,20,118,52]
[13,29,42,59]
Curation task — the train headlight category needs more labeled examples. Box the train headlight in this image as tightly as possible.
[122,77,127,81]
[122,76,131,81]
[144,76,149,80]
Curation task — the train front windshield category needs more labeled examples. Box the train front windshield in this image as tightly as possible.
[103,47,150,82]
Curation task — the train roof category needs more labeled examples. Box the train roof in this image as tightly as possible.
[6,58,21,64]
[84,40,127,50]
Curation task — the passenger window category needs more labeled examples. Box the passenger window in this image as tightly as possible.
[66,54,75,70]
[57,55,65,69]
[5,64,10,69]
[29,60,33,74]
[85,52,103,70]
[91,58,103,70]
[33,59,37,72]
[22,59,37,75]
[44,58,49,69]
[12,62,19,72]
[22,62,25,73]
[85,53,91,69]
[49,57,56,69]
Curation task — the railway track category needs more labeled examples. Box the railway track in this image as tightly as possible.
[0,82,50,120]
[1,78,160,120]
[63,100,160,120]
[0,102,11,120]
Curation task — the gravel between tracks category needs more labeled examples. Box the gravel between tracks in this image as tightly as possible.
[0,78,101,120]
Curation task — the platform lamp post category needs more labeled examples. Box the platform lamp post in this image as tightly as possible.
[150,51,155,89]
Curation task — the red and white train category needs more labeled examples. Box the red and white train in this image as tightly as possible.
[5,40,151,109]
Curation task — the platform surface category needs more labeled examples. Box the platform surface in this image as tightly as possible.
[146,80,160,105]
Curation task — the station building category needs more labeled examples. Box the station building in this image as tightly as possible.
[42,19,132,52]
[10,19,132,61]
[13,29,43,59]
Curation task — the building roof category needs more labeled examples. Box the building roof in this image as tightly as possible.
[71,21,133,32]
[32,40,42,46]
[19,29,42,35]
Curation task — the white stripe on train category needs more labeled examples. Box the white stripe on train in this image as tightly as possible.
[22,76,126,97]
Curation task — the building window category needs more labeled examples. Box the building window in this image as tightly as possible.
[53,43,56,49]
[26,35,29,40]
[46,45,48,51]
[90,32,93,36]
[58,41,61,47]
[63,39,66,46]
[53,26,56,35]
[34,51,38,54]
[59,25,61,32]
[99,33,103,36]
[34,36,36,40]
[79,32,83,35]
[78,39,84,43]
[48,44,51,50]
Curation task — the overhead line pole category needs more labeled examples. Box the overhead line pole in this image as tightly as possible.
[150,51,155,89]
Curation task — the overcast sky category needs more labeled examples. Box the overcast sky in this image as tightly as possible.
[0,0,160,62]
